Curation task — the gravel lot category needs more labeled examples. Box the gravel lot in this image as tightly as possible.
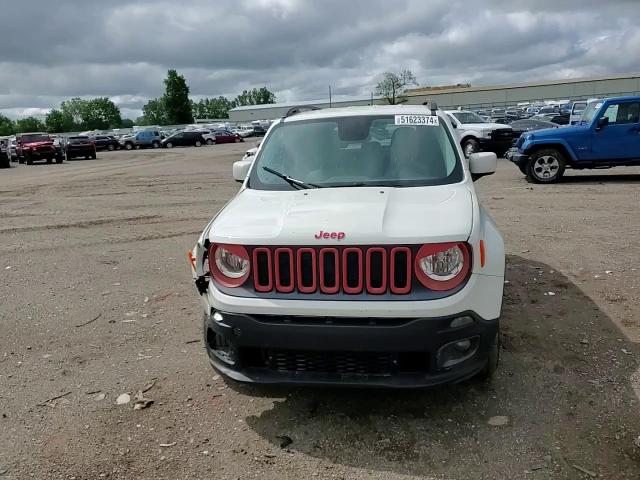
[1,144,639,479]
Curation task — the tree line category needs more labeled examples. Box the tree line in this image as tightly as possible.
[137,70,275,125]
[0,69,276,135]
[0,67,417,136]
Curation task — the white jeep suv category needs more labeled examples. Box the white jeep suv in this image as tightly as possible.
[190,105,505,387]
[445,110,513,158]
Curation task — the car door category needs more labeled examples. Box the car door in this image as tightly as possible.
[591,100,640,161]
[214,131,228,143]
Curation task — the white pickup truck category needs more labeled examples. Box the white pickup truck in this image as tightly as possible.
[444,110,513,158]
[189,105,505,388]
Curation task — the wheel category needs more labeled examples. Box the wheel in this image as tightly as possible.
[478,331,500,380]
[166,142,173,148]
[462,138,479,158]
[18,157,24,164]
[125,142,133,150]
[526,149,566,184]
[152,141,160,149]
[195,141,202,147]
[107,144,115,151]
[56,157,63,164]
[91,153,97,159]
[206,139,214,146]
[26,157,33,165]
[84,155,90,160]
[234,137,240,143]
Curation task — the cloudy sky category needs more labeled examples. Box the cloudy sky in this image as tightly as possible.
[1,0,639,119]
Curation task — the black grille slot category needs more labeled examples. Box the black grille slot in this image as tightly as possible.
[256,251,270,287]
[345,251,361,290]
[322,251,337,288]
[277,251,292,287]
[369,250,384,289]
[299,251,314,288]
[393,250,409,288]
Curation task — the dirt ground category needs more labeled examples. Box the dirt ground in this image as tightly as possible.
[1,145,639,480]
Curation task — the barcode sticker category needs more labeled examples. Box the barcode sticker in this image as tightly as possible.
[394,114,439,126]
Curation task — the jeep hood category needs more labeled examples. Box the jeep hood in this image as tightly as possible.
[23,141,53,147]
[207,185,473,245]
[527,125,588,138]
[462,122,511,131]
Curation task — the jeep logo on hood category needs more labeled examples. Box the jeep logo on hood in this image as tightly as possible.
[314,231,345,240]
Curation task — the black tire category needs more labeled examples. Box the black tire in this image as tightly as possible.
[195,140,202,147]
[462,138,479,158]
[152,141,160,149]
[478,331,500,380]
[166,142,173,148]
[107,144,115,151]
[47,157,53,164]
[525,148,566,184]
[234,137,241,143]
[206,139,214,146]
[18,157,24,164]
[56,157,63,164]
[26,157,33,165]
[124,142,134,151]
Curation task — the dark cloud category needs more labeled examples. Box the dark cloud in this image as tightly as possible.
[0,0,638,119]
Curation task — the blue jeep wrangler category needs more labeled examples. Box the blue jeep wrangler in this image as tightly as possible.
[509,96,640,183]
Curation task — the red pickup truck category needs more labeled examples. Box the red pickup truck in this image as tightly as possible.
[17,132,64,165]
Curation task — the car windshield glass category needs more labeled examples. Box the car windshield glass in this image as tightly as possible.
[580,102,601,124]
[20,134,49,142]
[572,102,586,113]
[249,115,462,190]
[453,112,485,124]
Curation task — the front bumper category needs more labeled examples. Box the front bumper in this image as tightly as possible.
[204,310,498,387]
[509,151,529,166]
[478,138,512,154]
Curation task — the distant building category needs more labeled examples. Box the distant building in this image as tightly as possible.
[228,73,640,120]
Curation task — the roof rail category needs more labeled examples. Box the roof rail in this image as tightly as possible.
[283,105,321,118]
[422,101,438,115]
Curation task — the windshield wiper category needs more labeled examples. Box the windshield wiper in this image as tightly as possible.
[262,166,319,189]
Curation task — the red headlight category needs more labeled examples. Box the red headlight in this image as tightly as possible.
[414,242,471,291]
[208,243,250,287]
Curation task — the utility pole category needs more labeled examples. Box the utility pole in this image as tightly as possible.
[329,85,332,108]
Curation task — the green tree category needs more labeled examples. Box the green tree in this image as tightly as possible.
[231,87,276,108]
[252,87,276,105]
[162,69,192,124]
[0,114,15,136]
[375,70,418,105]
[45,109,75,133]
[120,118,135,128]
[191,96,234,119]
[60,97,88,126]
[82,97,122,130]
[140,98,167,125]
[14,117,46,133]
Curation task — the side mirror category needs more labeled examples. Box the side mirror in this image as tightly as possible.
[469,152,497,181]
[451,122,458,129]
[596,117,609,129]
[232,159,252,183]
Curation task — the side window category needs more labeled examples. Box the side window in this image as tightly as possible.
[602,103,640,125]
[602,104,619,124]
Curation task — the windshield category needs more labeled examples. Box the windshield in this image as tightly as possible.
[249,115,462,190]
[572,102,586,114]
[20,134,50,143]
[452,112,485,124]
[580,101,602,124]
